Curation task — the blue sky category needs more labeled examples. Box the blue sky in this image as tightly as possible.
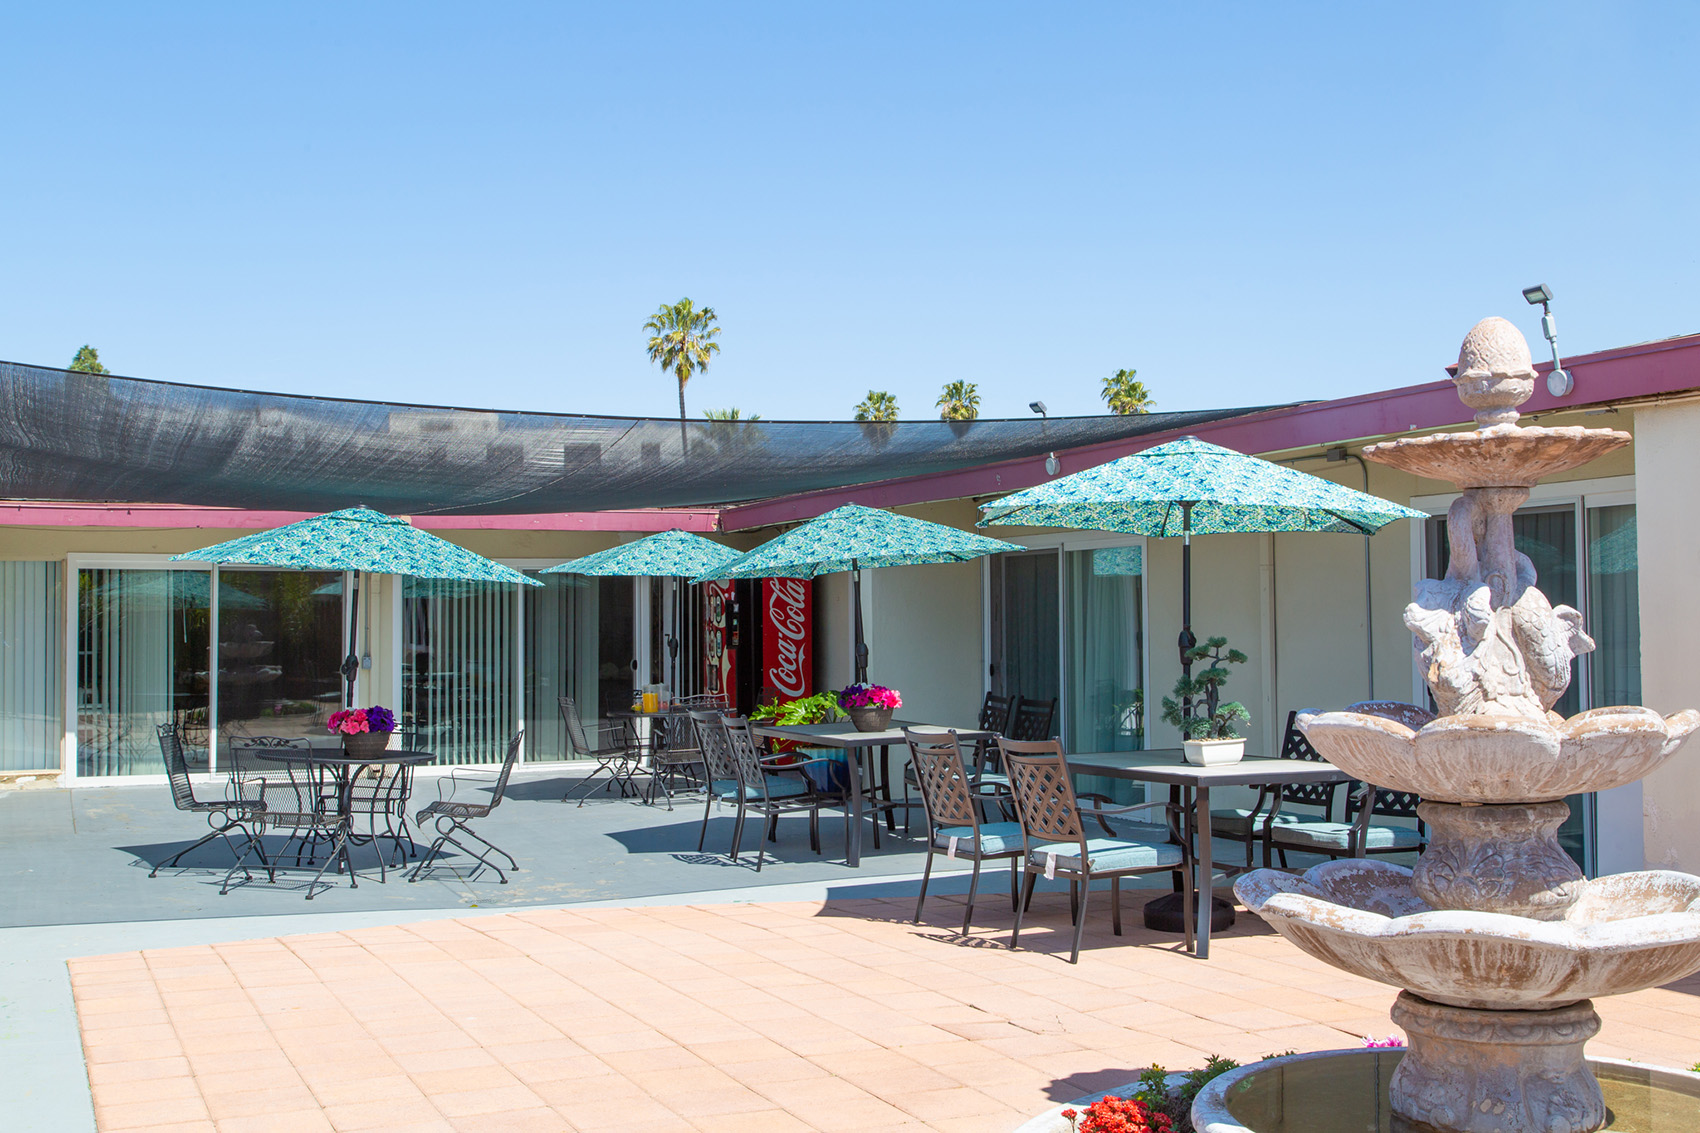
[3,3,1695,421]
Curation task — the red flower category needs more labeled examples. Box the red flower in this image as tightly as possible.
[1075,1094,1172,1133]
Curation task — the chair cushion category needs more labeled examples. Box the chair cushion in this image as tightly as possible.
[1269,821,1424,852]
[934,821,1024,857]
[718,774,813,802]
[1208,807,1307,835]
[1028,837,1182,874]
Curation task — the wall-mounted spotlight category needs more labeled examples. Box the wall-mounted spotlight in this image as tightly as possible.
[1523,283,1573,397]
[1030,402,1060,476]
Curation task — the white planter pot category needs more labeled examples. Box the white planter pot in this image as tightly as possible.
[1183,737,1245,766]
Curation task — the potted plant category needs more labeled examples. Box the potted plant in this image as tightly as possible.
[328,704,396,759]
[1160,637,1249,765]
[839,683,901,732]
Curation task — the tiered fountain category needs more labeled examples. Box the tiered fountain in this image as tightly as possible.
[1215,318,1700,1133]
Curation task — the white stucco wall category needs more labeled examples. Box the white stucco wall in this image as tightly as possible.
[864,559,984,726]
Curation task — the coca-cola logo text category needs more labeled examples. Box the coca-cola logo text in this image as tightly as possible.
[765,579,810,699]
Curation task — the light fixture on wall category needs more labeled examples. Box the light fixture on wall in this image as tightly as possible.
[1523,283,1574,397]
[1030,401,1060,476]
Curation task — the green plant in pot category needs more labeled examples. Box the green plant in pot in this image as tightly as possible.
[1160,636,1249,765]
[749,692,845,756]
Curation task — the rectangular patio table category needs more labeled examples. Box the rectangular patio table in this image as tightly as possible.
[1065,749,1350,959]
[749,721,994,867]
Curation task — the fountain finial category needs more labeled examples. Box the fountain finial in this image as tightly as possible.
[1452,316,1537,426]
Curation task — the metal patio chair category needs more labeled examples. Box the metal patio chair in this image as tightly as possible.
[410,730,524,884]
[559,695,645,805]
[1266,781,1427,866]
[903,690,1016,832]
[151,723,267,879]
[906,729,1023,934]
[1001,737,1193,963]
[225,736,339,895]
[345,732,423,866]
[1007,696,1059,741]
[1209,710,1345,869]
[720,715,845,871]
[645,710,705,809]
[689,709,740,851]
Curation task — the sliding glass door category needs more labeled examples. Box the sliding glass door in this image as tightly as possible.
[215,569,344,768]
[0,562,63,772]
[402,578,517,766]
[1065,546,1145,753]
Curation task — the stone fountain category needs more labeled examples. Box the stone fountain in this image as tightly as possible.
[1230,317,1700,1133]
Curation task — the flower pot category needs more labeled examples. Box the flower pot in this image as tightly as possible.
[1183,737,1245,766]
[341,731,392,759]
[847,705,894,733]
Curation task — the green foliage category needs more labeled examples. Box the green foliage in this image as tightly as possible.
[1160,636,1249,739]
[68,345,109,374]
[644,298,722,428]
[936,380,980,421]
[1101,368,1154,415]
[702,407,759,420]
[1131,1064,1169,1113]
[747,691,845,726]
[854,390,899,421]
[1177,1054,1239,1107]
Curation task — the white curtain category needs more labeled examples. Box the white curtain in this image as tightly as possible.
[0,562,63,772]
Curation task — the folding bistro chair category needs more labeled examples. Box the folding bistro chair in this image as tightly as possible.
[1002,738,1193,963]
[151,724,266,878]
[411,731,525,884]
[905,729,1023,934]
[645,710,705,809]
[559,695,645,805]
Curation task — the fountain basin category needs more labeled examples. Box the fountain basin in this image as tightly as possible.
[1236,861,1700,1011]
[1295,707,1700,804]
[1191,1050,1700,1133]
[1362,424,1631,487]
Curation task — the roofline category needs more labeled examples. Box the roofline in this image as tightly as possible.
[0,503,722,533]
[718,331,1700,530]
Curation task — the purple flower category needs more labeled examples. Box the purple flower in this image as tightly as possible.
[365,705,396,733]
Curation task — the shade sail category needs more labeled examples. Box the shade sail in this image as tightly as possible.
[696,504,1025,581]
[979,437,1426,535]
[0,360,1279,514]
[171,507,541,586]
[544,529,738,578]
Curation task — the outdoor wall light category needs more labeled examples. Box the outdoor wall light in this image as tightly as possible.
[1030,402,1060,476]
[1523,283,1573,397]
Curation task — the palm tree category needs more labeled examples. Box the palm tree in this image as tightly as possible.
[1101,368,1155,415]
[644,298,722,447]
[702,408,759,421]
[936,380,980,421]
[854,390,899,422]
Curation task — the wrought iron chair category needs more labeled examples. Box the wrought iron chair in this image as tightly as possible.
[344,729,425,866]
[689,709,740,851]
[410,730,525,884]
[1209,710,1344,869]
[151,724,267,879]
[225,736,343,896]
[1007,696,1059,741]
[905,729,1023,934]
[559,695,645,805]
[720,716,845,871]
[1001,737,1193,963]
[902,691,1016,832]
[645,710,705,809]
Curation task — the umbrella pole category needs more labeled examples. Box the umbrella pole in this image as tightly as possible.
[852,560,869,684]
[1178,502,1198,721]
[341,571,361,707]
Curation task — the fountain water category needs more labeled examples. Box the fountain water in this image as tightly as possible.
[1224,318,1700,1133]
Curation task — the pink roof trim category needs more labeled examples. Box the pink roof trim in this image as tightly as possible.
[0,503,722,533]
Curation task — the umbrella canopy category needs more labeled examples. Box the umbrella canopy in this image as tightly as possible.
[978,436,1426,535]
[172,507,540,585]
[173,507,538,703]
[698,504,1024,581]
[544,529,738,578]
[697,503,1025,683]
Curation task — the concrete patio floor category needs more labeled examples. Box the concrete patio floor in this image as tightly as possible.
[65,888,1700,1133]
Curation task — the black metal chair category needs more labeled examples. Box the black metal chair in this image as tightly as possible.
[903,691,1016,832]
[645,710,705,809]
[559,696,645,805]
[1209,710,1344,869]
[720,716,845,871]
[1002,738,1193,963]
[225,736,342,896]
[1007,696,1059,741]
[906,729,1023,934]
[689,709,741,851]
[410,731,525,884]
[345,730,425,866]
[151,724,266,879]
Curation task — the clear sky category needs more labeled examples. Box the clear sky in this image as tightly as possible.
[3,3,1695,422]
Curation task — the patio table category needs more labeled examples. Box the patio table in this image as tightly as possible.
[253,747,435,896]
[749,721,994,867]
[1065,749,1349,958]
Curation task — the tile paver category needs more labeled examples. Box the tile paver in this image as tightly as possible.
[69,890,1700,1132]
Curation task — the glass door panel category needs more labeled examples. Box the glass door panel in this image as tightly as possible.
[990,550,1059,709]
[215,570,343,771]
[0,562,63,772]
[1587,504,1640,706]
[1064,546,1144,753]
[403,578,516,766]
[77,568,209,776]
[524,571,603,761]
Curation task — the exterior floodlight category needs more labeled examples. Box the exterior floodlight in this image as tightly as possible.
[1029,401,1048,416]
[1030,402,1059,475]
[1522,283,1572,397]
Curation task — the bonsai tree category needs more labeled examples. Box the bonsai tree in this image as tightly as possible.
[1160,636,1249,740]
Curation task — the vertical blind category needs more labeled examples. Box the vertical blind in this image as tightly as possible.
[0,562,63,772]
[403,578,517,766]
[523,572,600,760]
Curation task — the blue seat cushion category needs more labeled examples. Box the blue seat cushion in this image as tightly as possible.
[1269,821,1423,852]
[717,774,813,802]
[1028,837,1182,874]
[1209,807,1309,835]
[934,821,1024,856]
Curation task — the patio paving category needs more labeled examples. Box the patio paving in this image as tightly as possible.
[68,887,1700,1133]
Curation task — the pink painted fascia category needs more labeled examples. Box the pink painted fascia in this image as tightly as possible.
[0,502,723,533]
[720,332,1700,530]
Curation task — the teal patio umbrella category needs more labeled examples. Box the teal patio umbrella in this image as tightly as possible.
[979,435,1425,685]
[696,503,1025,683]
[174,507,540,704]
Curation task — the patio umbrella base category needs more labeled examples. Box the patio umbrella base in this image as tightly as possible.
[1142,891,1235,934]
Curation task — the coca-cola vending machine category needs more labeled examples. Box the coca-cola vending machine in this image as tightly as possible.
[702,579,738,710]
[761,578,812,704]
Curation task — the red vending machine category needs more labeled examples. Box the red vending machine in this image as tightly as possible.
[761,578,812,703]
[702,579,739,711]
